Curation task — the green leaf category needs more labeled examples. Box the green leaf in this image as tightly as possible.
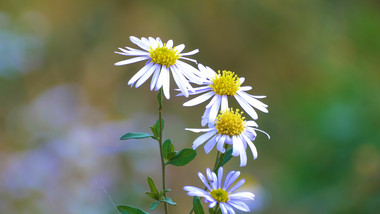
[162,197,176,206]
[208,208,215,214]
[221,149,233,166]
[150,201,159,210]
[147,177,159,200]
[163,139,174,160]
[117,205,150,214]
[166,149,197,166]
[167,151,177,161]
[193,196,205,214]
[150,119,164,139]
[144,192,157,200]
[120,132,153,140]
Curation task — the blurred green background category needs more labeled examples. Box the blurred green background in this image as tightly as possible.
[1,0,379,213]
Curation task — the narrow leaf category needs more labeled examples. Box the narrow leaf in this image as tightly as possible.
[162,197,176,206]
[120,132,153,140]
[150,201,159,210]
[167,149,197,166]
[147,177,159,199]
[193,196,205,214]
[221,149,233,166]
[163,139,173,160]
[117,205,150,214]
[144,192,157,200]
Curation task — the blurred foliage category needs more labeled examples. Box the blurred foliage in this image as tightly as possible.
[0,0,379,213]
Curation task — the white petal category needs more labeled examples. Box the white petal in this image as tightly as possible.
[246,120,258,127]
[219,203,228,214]
[253,128,271,139]
[150,65,161,91]
[183,91,214,107]
[237,137,247,167]
[135,63,158,88]
[148,37,158,49]
[221,95,228,111]
[179,56,197,63]
[237,91,268,112]
[192,130,217,149]
[166,39,173,48]
[235,94,258,120]
[204,135,217,154]
[175,44,185,52]
[210,171,218,190]
[175,61,204,84]
[177,86,211,97]
[209,201,217,208]
[202,107,212,127]
[156,37,163,46]
[225,204,236,214]
[229,192,255,200]
[155,66,165,90]
[232,136,240,156]
[208,96,221,124]
[239,77,245,84]
[162,66,170,99]
[198,172,212,191]
[171,66,189,97]
[217,167,223,189]
[217,135,226,153]
[228,179,245,193]
[116,47,148,56]
[227,200,250,212]
[223,171,240,190]
[183,186,210,198]
[240,86,252,91]
[186,127,214,133]
[252,95,267,99]
[128,62,154,86]
[129,36,150,51]
[172,65,194,92]
[141,37,150,46]
[206,94,218,109]
[181,49,199,56]
[114,56,149,66]
[242,134,258,160]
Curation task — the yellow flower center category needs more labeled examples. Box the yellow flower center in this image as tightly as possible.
[149,44,180,67]
[215,108,246,136]
[210,188,229,203]
[209,70,241,96]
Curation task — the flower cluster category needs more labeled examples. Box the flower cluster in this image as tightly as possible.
[115,36,270,214]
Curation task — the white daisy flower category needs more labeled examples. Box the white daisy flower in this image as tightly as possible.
[114,36,203,99]
[180,64,268,126]
[184,167,255,214]
[186,108,269,167]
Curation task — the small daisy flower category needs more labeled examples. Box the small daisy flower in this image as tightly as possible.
[180,64,268,126]
[114,36,203,99]
[184,167,254,214]
[186,108,269,167]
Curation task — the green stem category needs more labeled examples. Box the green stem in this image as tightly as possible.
[213,144,229,173]
[158,88,168,214]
